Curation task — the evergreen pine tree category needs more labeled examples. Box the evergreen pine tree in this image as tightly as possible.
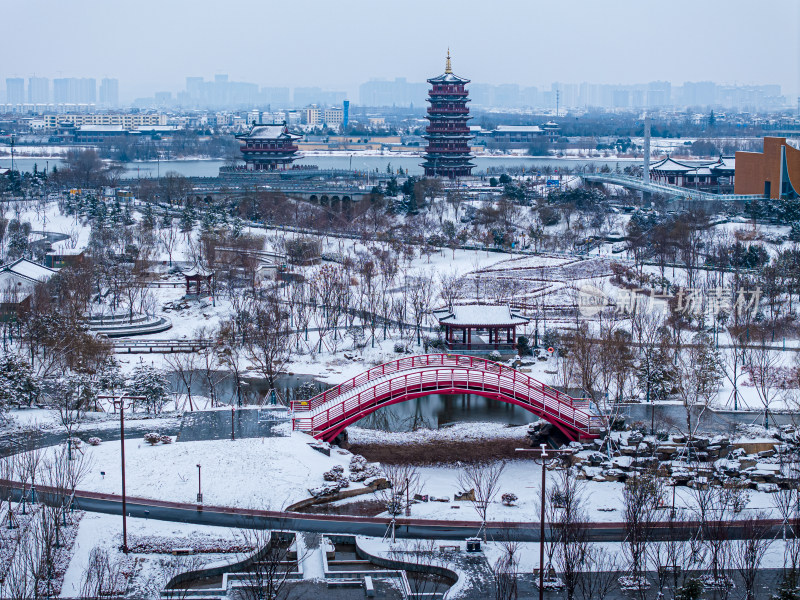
[126,364,170,414]
[0,354,40,408]
[180,205,195,232]
[142,203,156,230]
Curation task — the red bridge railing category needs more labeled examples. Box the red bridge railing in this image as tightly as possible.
[291,355,604,440]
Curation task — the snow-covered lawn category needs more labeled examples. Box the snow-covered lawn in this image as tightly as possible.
[18,422,780,524]
[34,427,368,509]
[60,512,243,598]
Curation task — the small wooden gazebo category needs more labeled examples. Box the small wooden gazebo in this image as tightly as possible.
[183,264,213,296]
[433,305,529,352]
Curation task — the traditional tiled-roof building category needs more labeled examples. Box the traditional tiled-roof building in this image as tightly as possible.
[236,122,302,171]
[422,51,474,179]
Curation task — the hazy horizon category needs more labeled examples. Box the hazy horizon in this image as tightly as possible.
[2,0,799,102]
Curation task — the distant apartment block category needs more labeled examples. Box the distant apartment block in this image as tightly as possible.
[53,77,97,104]
[5,78,25,105]
[323,107,344,127]
[302,106,321,126]
[41,113,167,129]
[28,77,50,104]
[99,78,119,107]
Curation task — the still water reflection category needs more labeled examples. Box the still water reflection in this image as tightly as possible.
[168,371,529,431]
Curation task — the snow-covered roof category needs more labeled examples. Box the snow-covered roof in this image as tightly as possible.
[47,247,85,256]
[183,264,212,277]
[434,305,529,326]
[650,157,696,172]
[77,125,126,132]
[494,125,542,133]
[428,72,470,85]
[4,258,57,282]
[237,123,301,141]
[0,271,34,295]
[711,156,735,172]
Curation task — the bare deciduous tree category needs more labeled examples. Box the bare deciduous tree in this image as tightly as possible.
[80,546,125,599]
[234,528,303,600]
[457,461,506,541]
[550,469,588,600]
[491,538,520,600]
[731,512,774,600]
[622,467,662,596]
[577,546,619,600]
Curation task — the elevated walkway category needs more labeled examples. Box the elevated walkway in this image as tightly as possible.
[583,173,765,202]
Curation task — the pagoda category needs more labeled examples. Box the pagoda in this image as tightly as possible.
[236,122,301,171]
[422,51,474,178]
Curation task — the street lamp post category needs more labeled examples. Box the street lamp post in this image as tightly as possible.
[110,397,129,554]
[196,464,203,504]
[405,477,410,517]
[537,445,547,599]
[516,444,570,600]
[100,394,145,555]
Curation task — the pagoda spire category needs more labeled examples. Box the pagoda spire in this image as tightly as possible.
[445,48,452,74]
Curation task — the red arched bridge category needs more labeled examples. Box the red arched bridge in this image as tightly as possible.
[291,354,605,442]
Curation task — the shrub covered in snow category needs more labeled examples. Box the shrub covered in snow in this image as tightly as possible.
[87,437,102,446]
[143,432,161,446]
[310,482,344,498]
[160,435,173,444]
[385,498,404,516]
[349,455,367,472]
[350,464,382,482]
[394,342,408,354]
[67,437,82,449]
[322,465,345,481]
[489,350,502,361]
[501,493,518,506]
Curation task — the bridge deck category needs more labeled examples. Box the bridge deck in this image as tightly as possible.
[583,173,765,202]
[291,354,604,441]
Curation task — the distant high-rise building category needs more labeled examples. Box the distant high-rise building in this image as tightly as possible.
[647,81,671,107]
[53,77,96,104]
[154,91,172,107]
[358,78,426,107]
[53,78,69,104]
[342,100,349,128]
[261,87,290,106]
[682,81,717,107]
[99,78,119,107]
[186,77,203,98]
[5,78,24,105]
[612,89,630,108]
[294,87,346,107]
[28,77,49,104]
[422,51,474,179]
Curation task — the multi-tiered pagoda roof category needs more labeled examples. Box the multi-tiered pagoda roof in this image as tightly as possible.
[421,51,474,179]
[236,122,301,171]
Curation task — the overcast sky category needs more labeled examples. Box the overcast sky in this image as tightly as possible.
[3,0,799,101]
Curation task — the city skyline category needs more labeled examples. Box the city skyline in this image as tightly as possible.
[1,73,792,111]
[1,0,798,102]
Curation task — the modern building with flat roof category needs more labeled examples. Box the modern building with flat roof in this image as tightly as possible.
[735,137,800,199]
